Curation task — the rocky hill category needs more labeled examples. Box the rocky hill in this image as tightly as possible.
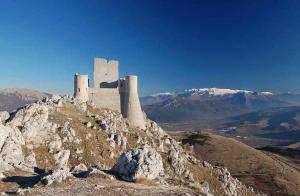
[0,88,50,112]
[170,131,300,196]
[0,96,258,195]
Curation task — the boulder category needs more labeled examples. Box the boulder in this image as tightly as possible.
[111,145,164,181]
[71,163,88,174]
[0,125,24,173]
[200,181,213,196]
[54,150,70,169]
[41,168,72,186]
[51,95,62,103]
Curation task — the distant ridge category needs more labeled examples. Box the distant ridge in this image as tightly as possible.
[141,87,292,130]
[141,88,274,106]
[0,88,51,112]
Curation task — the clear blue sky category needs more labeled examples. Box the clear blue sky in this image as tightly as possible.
[1,0,300,96]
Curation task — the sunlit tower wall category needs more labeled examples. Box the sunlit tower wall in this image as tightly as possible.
[74,74,89,102]
[123,75,146,129]
[93,57,119,88]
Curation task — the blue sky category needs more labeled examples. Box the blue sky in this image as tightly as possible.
[0,0,300,96]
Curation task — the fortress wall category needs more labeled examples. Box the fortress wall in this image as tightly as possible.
[74,74,89,102]
[124,75,145,129]
[119,78,126,115]
[93,58,119,88]
[88,88,121,112]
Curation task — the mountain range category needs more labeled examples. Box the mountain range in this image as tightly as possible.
[0,88,50,112]
[141,88,299,123]
[142,88,300,146]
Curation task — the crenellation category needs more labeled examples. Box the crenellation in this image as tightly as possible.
[74,57,145,129]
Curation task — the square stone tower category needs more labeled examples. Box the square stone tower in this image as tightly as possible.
[93,58,119,88]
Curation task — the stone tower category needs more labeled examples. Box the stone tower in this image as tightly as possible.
[74,57,146,129]
[93,58,119,88]
[74,74,89,102]
[124,76,146,129]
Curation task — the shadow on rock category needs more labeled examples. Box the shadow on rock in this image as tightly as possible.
[3,169,49,189]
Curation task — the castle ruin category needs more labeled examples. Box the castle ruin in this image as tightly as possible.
[74,57,146,129]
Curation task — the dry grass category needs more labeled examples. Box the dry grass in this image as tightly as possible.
[48,103,117,168]
[171,131,300,196]
[133,177,158,186]
[46,103,149,169]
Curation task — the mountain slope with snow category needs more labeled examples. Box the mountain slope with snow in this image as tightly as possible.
[141,88,274,106]
[142,88,289,129]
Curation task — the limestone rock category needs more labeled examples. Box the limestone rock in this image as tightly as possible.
[86,122,92,128]
[218,167,242,196]
[51,95,62,103]
[48,135,62,153]
[0,111,9,125]
[53,150,70,169]
[41,168,72,186]
[16,187,30,195]
[0,125,24,173]
[23,152,37,169]
[112,145,164,181]
[71,163,88,174]
[200,181,213,196]
[8,103,52,143]
[168,140,186,176]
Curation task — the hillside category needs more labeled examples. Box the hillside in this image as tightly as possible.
[0,88,50,112]
[170,131,300,196]
[223,106,300,145]
[0,96,257,195]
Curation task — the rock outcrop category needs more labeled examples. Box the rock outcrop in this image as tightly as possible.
[0,125,24,173]
[41,168,72,186]
[0,111,9,125]
[112,145,164,181]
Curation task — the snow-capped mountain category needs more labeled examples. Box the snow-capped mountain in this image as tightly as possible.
[141,88,274,106]
[141,88,290,126]
[141,92,176,106]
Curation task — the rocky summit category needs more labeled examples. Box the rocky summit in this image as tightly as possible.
[0,95,261,195]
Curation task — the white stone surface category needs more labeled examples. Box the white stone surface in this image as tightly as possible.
[42,168,72,186]
[123,76,146,129]
[0,111,9,125]
[112,145,164,181]
[0,125,24,173]
[74,74,89,102]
